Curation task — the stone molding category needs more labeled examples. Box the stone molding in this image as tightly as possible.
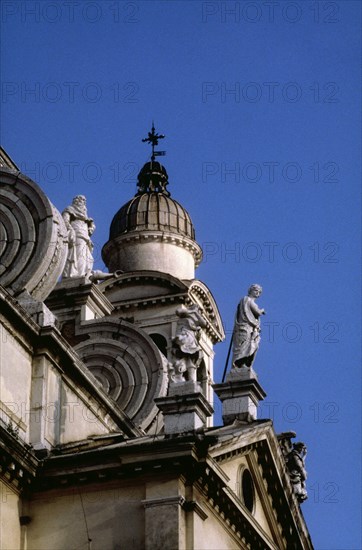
[100,272,224,343]
[141,495,208,521]
[188,280,225,341]
[141,495,186,509]
[0,424,38,495]
[102,229,203,267]
[183,500,208,520]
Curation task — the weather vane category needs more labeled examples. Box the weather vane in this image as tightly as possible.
[142,122,166,161]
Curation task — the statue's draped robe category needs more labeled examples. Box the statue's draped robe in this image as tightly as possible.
[174,317,201,355]
[232,296,263,368]
[62,204,94,278]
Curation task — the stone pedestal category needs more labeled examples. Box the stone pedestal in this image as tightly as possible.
[155,381,213,435]
[213,367,266,424]
[44,278,114,345]
[46,277,113,324]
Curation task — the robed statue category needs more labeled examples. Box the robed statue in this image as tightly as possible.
[169,304,206,383]
[62,195,95,279]
[232,284,265,369]
[286,442,308,502]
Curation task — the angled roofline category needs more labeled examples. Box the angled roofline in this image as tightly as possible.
[0,146,20,171]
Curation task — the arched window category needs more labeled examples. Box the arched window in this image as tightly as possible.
[197,359,208,396]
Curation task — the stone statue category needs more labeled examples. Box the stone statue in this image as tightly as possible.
[169,304,206,383]
[286,442,308,502]
[232,284,265,369]
[62,195,95,279]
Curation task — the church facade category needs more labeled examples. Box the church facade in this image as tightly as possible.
[0,139,313,549]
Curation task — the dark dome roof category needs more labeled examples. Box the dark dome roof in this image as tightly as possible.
[109,193,195,240]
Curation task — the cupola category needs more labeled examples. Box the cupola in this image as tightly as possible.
[102,127,202,279]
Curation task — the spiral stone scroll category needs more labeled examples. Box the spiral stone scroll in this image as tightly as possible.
[0,169,68,301]
[74,319,169,432]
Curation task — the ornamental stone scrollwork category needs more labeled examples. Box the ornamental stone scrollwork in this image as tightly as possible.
[232,284,265,370]
[169,304,206,383]
[0,169,68,301]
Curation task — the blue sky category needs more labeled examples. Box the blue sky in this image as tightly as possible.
[1,1,361,547]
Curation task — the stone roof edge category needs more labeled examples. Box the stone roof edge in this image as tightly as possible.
[99,272,224,343]
[99,269,190,293]
[208,421,313,549]
[188,279,225,340]
[0,147,20,171]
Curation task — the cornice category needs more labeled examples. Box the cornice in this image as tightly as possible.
[103,229,203,265]
[100,273,224,343]
[0,424,38,495]
[30,432,287,549]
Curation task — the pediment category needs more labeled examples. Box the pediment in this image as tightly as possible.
[207,422,312,549]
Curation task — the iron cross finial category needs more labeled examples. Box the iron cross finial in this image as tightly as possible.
[142,123,166,161]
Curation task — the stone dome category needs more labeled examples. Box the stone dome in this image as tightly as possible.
[109,193,195,240]
[102,160,202,279]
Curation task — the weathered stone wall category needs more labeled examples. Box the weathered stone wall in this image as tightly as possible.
[193,511,244,550]
[0,321,32,443]
[25,482,145,550]
[23,476,248,550]
[0,299,118,450]
[0,480,22,550]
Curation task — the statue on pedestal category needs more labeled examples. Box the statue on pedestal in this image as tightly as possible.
[62,195,95,279]
[232,284,265,369]
[169,304,206,383]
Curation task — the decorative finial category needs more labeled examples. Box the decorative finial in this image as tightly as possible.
[142,123,166,161]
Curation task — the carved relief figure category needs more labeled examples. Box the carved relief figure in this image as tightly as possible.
[169,304,206,383]
[232,284,265,369]
[62,195,95,279]
[287,442,308,502]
